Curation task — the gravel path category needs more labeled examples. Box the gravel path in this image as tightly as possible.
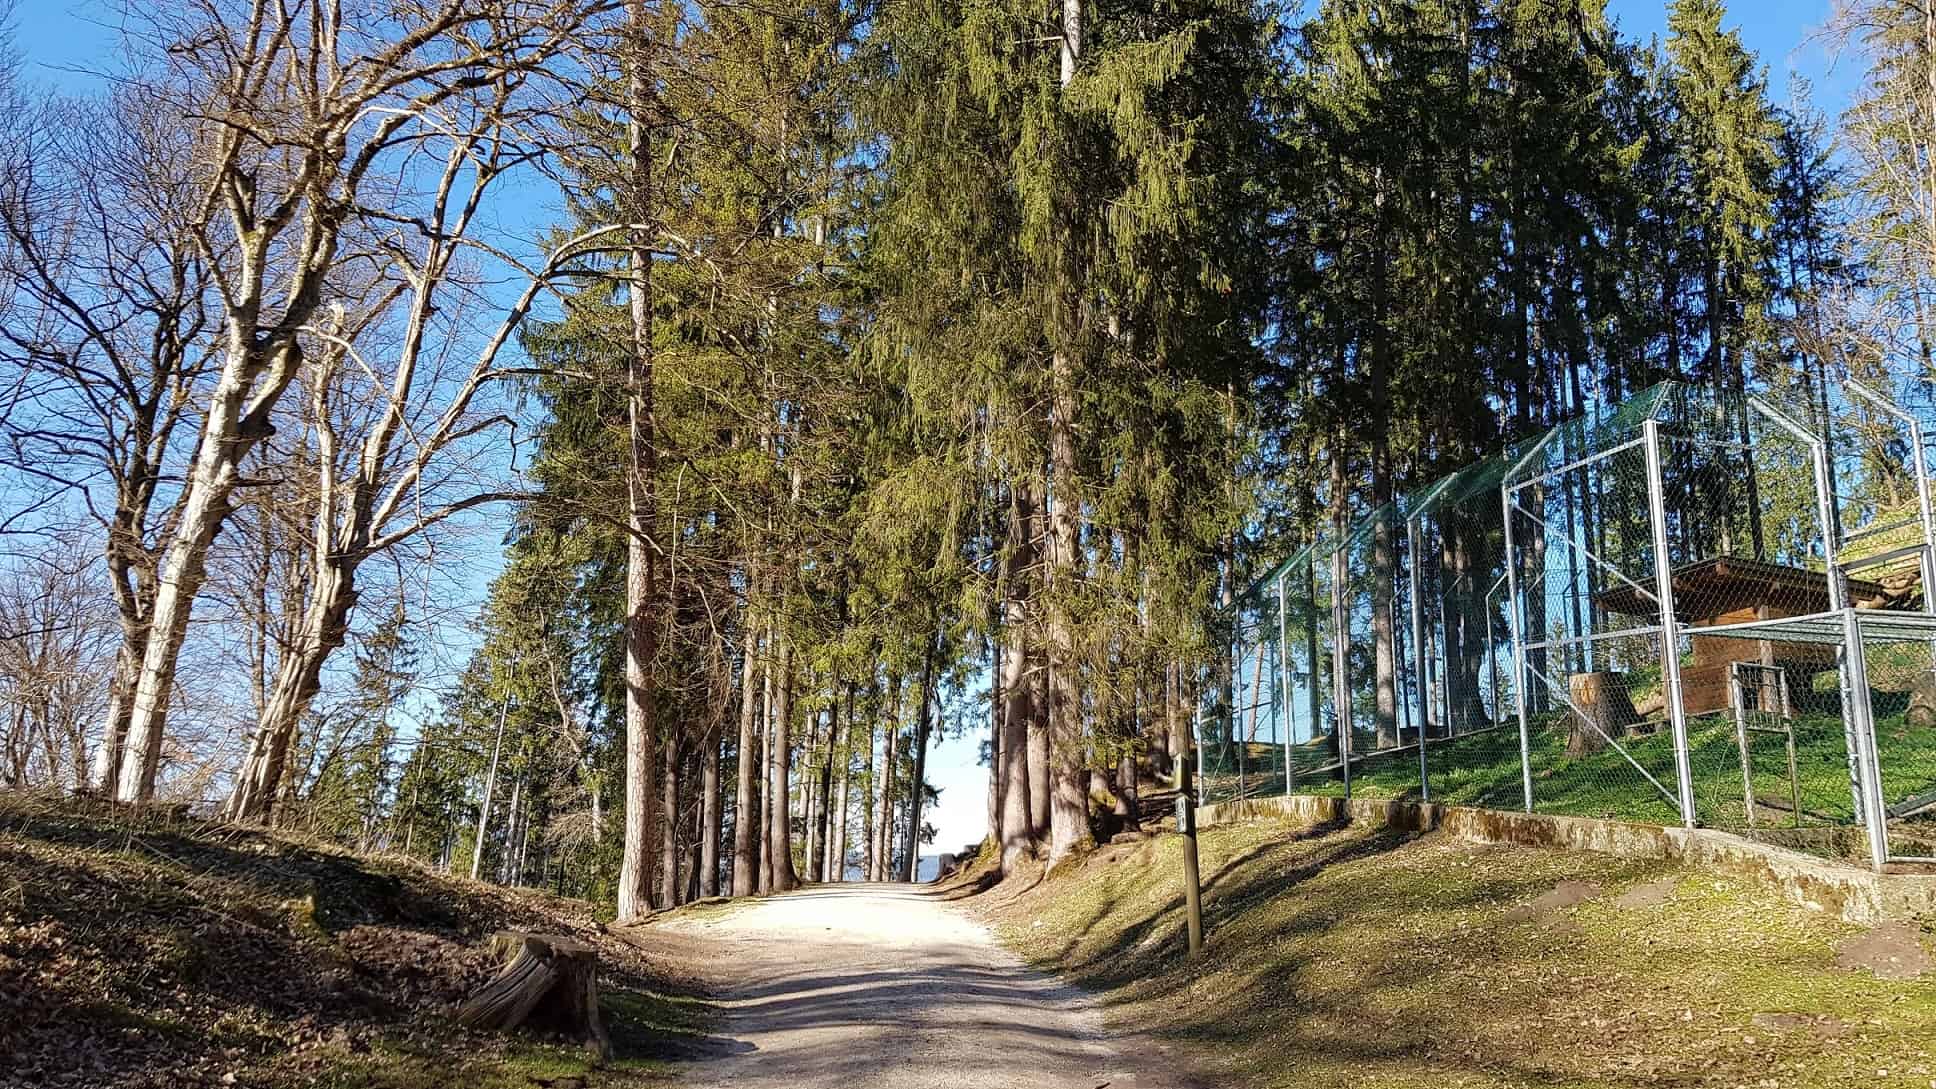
[661,883,1196,1089]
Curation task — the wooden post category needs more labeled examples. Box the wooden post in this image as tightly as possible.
[1176,795,1203,956]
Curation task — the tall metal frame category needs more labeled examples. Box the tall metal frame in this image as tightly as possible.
[1195,377,1936,873]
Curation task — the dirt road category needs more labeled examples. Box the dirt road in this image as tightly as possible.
[660,883,1196,1089]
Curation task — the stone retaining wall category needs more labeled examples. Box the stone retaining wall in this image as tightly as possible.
[1198,794,1936,925]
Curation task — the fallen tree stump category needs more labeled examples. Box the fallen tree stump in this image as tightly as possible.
[454,932,609,1059]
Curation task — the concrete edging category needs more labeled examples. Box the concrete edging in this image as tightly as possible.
[1198,793,1936,925]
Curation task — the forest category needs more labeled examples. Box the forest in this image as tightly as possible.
[3,0,1934,922]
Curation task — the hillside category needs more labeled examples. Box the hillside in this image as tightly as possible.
[956,816,1936,1089]
[0,796,714,1089]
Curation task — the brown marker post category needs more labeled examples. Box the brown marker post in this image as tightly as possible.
[1176,794,1203,955]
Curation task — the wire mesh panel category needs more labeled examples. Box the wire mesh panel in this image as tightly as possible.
[1502,388,1686,824]
[1406,444,1541,810]
[1196,373,1936,870]
[1851,592,1936,862]
[1650,388,1862,843]
[1411,452,1522,743]
[1285,549,1348,794]
[1328,502,1425,800]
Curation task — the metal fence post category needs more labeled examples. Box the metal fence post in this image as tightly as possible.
[1801,430,1872,842]
[1408,516,1431,803]
[1642,418,1697,828]
[1840,608,1890,869]
[1330,546,1353,801]
[1235,625,1246,800]
[1278,575,1295,797]
[1501,482,1534,813]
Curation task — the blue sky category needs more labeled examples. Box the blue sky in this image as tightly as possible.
[4,0,1857,861]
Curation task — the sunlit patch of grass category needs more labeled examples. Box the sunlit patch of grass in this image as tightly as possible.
[975,820,1936,1089]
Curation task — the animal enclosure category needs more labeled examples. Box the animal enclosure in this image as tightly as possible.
[1199,378,1936,868]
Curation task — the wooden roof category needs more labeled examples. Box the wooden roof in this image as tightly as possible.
[1594,556,1886,621]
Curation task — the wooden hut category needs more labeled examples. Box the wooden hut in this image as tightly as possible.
[1594,557,1887,716]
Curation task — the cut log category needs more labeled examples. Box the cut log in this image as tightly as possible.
[1907,671,1936,729]
[454,932,609,1059]
[1566,672,1641,757]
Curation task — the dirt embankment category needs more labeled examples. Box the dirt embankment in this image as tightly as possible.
[0,795,710,1089]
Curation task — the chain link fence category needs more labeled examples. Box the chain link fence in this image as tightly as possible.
[1199,377,1936,869]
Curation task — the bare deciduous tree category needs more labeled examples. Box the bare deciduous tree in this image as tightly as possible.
[0,85,216,792]
[0,546,117,789]
[108,0,601,802]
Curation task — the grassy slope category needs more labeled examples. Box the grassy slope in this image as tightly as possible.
[1209,711,1936,857]
[962,817,1936,1089]
[0,795,714,1089]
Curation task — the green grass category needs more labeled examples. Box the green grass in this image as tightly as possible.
[973,818,1936,1089]
[1204,710,1936,859]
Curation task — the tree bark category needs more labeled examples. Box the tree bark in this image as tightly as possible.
[700,719,722,898]
[764,634,798,893]
[872,672,899,881]
[1043,0,1089,868]
[804,699,826,883]
[615,0,661,923]
[1000,486,1036,871]
[829,683,853,881]
[987,636,1002,852]
[904,635,937,882]
[471,695,509,882]
[731,616,761,896]
[658,725,681,908]
[1024,483,1052,843]
[225,555,358,821]
[858,677,877,881]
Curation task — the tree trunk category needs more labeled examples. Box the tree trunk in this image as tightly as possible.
[829,683,853,881]
[872,673,899,881]
[904,635,937,882]
[615,0,661,923]
[472,695,509,883]
[858,687,876,882]
[1167,660,1189,791]
[764,635,798,893]
[819,688,844,880]
[499,776,524,885]
[225,560,357,822]
[1370,165,1399,750]
[987,637,1002,855]
[1023,482,1051,843]
[1044,0,1088,868]
[731,617,761,896]
[1328,431,1353,759]
[658,725,681,908]
[804,701,826,883]
[758,637,777,894]
[90,627,142,793]
[700,722,722,898]
[114,416,247,800]
[1000,488,1036,871]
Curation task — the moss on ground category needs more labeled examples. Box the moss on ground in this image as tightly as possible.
[971,818,1936,1089]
